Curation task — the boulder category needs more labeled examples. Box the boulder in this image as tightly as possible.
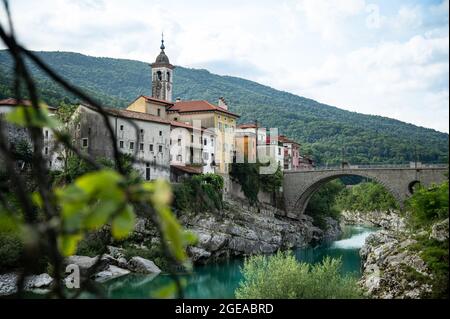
[187,246,211,262]
[430,218,449,242]
[65,255,103,272]
[127,257,161,274]
[107,246,126,259]
[0,273,53,296]
[24,273,53,289]
[93,265,130,283]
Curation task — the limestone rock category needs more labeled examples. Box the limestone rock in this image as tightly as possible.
[128,257,161,274]
[93,265,130,283]
[0,273,53,296]
[360,230,433,299]
[187,246,212,262]
[430,218,449,242]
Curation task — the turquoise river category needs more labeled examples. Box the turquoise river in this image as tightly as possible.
[99,225,376,299]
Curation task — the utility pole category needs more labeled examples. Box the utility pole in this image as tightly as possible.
[255,119,258,163]
[414,145,418,169]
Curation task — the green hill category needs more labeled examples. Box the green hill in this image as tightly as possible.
[0,50,448,165]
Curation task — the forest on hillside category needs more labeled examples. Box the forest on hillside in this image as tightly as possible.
[0,50,448,165]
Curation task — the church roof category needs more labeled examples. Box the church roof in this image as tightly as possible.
[80,104,171,125]
[151,36,174,69]
[167,100,240,118]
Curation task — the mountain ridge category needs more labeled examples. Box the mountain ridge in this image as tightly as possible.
[0,50,448,165]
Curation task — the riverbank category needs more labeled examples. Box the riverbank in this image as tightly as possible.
[100,225,375,298]
[177,198,341,263]
[342,209,449,299]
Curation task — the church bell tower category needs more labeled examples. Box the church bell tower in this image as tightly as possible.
[151,34,174,102]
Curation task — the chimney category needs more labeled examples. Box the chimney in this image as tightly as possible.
[218,97,228,110]
[176,97,181,102]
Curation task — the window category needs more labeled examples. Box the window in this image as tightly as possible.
[44,147,48,155]
[177,155,182,162]
[191,135,194,143]
[149,144,153,151]
[140,143,144,151]
[157,109,161,117]
[167,71,171,82]
[204,138,207,146]
[145,163,151,181]
[174,117,178,121]
[158,145,163,152]
[120,125,124,131]
[130,142,134,150]
[203,152,209,160]
[119,141,124,149]
[211,138,214,147]
[82,138,88,148]
[177,138,181,146]
[278,147,281,155]
[44,130,49,139]
[159,131,162,136]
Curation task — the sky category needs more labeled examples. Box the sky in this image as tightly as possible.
[0,0,449,132]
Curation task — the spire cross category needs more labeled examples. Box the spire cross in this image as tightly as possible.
[160,32,165,50]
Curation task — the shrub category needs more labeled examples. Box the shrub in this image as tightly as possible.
[406,181,449,228]
[123,243,170,271]
[306,180,344,229]
[235,251,362,299]
[0,232,23,272]
[172,173,224,213]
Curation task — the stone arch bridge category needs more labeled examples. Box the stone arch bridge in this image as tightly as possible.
[283,165,448,216]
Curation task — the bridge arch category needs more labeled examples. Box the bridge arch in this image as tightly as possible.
[291,172,401,216]
[283,167,448,217]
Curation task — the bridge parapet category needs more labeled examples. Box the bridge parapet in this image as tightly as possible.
[283,166,448,217]
[285,163,448,173]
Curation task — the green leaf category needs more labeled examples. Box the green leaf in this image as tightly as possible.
[84,200,117,230]
[58,233,83,256]
[150,279,186,299]
[158,206,186,262]
[111,205,135,239]
[6,105,60,128]
[75,169,124,198]
[151,179,172,207]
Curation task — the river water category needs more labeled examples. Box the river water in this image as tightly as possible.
[100,225,376,299]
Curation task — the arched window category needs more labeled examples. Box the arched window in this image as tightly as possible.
[157,71,162,81]
[167,71,171,82]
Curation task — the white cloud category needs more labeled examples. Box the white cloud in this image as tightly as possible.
[0,0,448,132]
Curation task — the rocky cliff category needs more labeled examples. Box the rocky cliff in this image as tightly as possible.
[359,218,449,299]
[133,198,341,264]
[341,210,406,231]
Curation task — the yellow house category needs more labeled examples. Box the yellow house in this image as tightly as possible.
[126,95,173,119]
[166,98,240,174]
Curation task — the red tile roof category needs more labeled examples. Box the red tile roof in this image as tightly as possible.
[0,98,56,110]
[168,100,239,118]
[171,165,203,174]
[279,135,300,145]
[237,123,258,129]
[127,95,174,108]
[141,95,174,107]
[81,104,171,125]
